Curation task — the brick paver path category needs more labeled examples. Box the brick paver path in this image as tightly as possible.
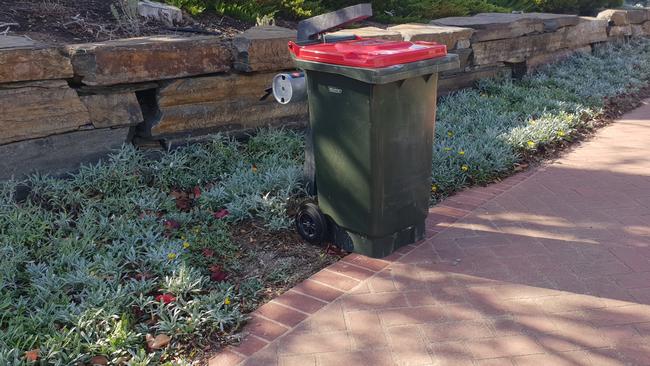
[212,102,650,365]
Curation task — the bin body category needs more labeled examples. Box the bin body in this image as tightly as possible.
[294,45,458,258]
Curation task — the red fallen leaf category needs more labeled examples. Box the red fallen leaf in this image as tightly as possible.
[202,248,215,257]
[210,271,227,282]
[163,219,180,230]
[24,349,39,362]
[175,197,192,211]
[208,265,228,282]
[213,209,229,219]
[193,186,202,199]
[155,293,176,304]
[208,264,221,272]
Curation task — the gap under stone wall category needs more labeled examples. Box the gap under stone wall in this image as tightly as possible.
[1,8,648,179]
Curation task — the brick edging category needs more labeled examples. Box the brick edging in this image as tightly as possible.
[208,168,539,365]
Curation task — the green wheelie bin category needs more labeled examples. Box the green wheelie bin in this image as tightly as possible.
[279,5,459,258]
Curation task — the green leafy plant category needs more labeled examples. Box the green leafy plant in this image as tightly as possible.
[430,39,650,200]
[0,129,318,364]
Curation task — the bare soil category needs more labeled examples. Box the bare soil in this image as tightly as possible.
[0,0,251,45]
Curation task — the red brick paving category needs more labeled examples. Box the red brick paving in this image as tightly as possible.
[211,103,650,365]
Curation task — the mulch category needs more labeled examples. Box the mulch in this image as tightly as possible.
[0,0,252,44]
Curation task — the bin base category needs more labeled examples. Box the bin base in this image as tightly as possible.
[336,220,426,258]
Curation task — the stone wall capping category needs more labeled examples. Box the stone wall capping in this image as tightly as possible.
[65,35,231,85]
[0,35,73,83]
[597,9,630,26]
[232,26,297,73]
[329,26,402,41]
[624,8,650,24]
[433,12,582,42]
[387,23,474,49]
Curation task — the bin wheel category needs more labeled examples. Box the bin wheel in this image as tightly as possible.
[296,203,327,245]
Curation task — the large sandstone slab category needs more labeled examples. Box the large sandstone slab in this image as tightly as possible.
[609,25,632,37]
[0,36,73,83]
[523,12,580,31]
[330,26,402,41]
[387,24,473,49]
[631,21,650,37]
[471,17,607,66]
[563,17,608,49]
[433,13,542,42]
[526,46,592,72]
[471,31,563,65]
[232,26,296,72]
[80,92,143,128]
[0,127,131,180]
[433,13,580,42]
[145,73,307,138]
[597,9,629,26]
[0,80,90,145]
[625,9,649,24]
[66,36,231,86]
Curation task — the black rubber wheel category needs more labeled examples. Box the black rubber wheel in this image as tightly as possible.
[295,203,327,245]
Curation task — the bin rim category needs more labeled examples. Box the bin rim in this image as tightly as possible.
[293,53,459,85]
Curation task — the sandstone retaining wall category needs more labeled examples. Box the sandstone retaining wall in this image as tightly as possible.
[1,8,649,179]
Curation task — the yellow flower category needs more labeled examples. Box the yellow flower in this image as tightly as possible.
[557,130,566,137]
[461,165,469,172]
[183,241,190,249]
[431,184,438,193]
[224,297,231,305]
[167,253,177,260]
[458,150,465,156]
[447,131,454,137]
[443,147,452,152]
[527,141,536,148]
[193,227,200,234]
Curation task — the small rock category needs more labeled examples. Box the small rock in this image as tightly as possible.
[138,0,182,25]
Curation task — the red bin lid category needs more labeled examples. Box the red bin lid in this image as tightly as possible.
[288,37,447,69]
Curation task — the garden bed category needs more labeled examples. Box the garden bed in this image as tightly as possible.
[0,129,338,365]
[2,39,650,365]
[0,0,249,44]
